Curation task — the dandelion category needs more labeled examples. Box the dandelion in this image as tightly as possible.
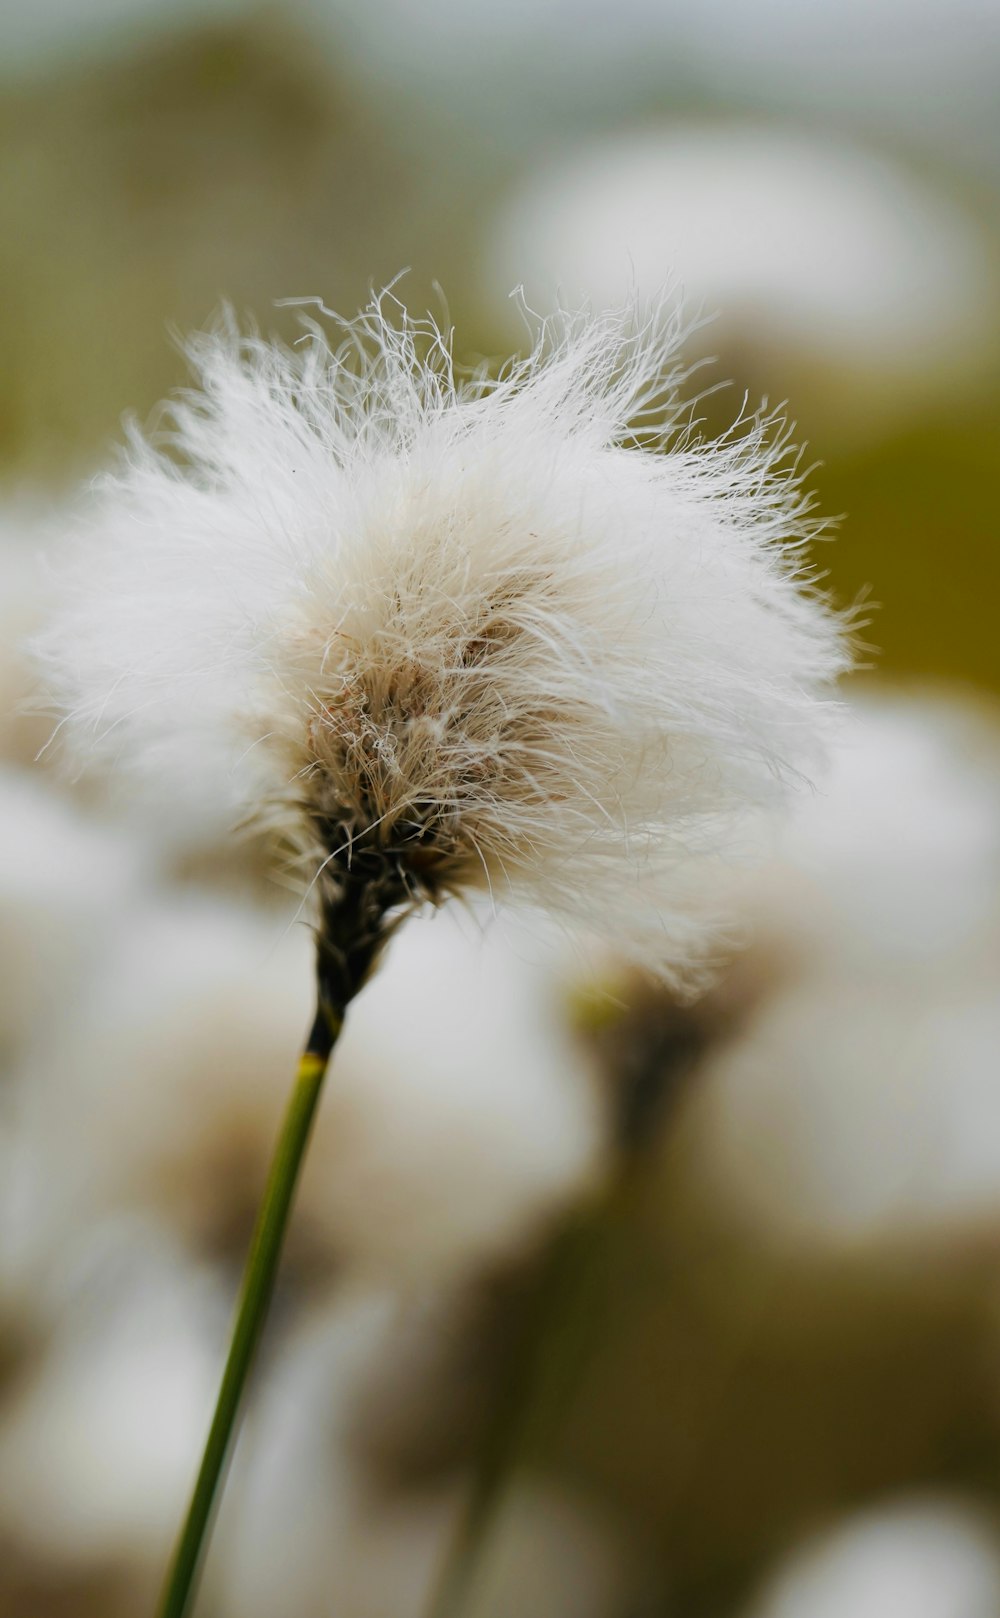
[39,291,849,1615]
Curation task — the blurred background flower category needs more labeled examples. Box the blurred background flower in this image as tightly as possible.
[1,3,999,1615]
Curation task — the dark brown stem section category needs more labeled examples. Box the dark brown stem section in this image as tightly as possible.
[314,854,411,1022]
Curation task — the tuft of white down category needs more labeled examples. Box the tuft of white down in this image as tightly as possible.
[39,296,849,982]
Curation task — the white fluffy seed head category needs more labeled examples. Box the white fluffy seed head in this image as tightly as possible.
[40,294,850,982]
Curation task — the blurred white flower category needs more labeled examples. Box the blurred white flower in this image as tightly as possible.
[745,1496,1000,1618]
[306,902,603,1277]
[8,890,600,1288]
[748,691,1000,972]
[679,690,1000,1246]
[485,128,995,435]
[0,1218,224,1565]
[5,889,314,1287]
[690,972,1000,1244]
[40,296,847,984]
[0,766,143,1063]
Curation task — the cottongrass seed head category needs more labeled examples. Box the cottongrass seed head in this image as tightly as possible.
[40,293,851,986]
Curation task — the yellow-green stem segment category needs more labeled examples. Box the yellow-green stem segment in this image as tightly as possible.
[155,1017,341,1618]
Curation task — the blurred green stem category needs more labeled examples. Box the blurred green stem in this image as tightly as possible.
[155,1002,340,1618]
[425,1004,699,1618]
[424,1186,622,1618]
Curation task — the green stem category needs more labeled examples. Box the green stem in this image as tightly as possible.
[155,1005,341,1618]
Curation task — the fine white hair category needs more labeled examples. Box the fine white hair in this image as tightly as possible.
[40,293,849,983]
